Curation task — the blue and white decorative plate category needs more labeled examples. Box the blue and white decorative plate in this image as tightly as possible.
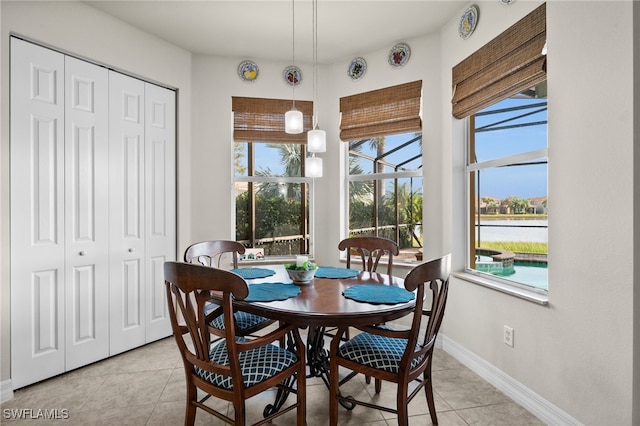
[388,43,410,67]
[238,60,259,82]
[283,65,302,86]
[459,5,479,40]
[348,57,367,80]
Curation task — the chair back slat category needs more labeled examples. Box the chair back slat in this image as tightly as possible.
[184,240,246,269]
[338,236,400,276]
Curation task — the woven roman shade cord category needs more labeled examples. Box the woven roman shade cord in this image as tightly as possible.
[452,3,546,119]
[232,96,313,143]
[339,80,422,141]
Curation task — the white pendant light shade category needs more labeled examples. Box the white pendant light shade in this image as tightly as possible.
[307,126,326,153]
[306,156,323,178]
[285,108,303,134]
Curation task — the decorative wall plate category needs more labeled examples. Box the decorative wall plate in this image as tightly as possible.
[459,5,479,39]
[283,65,302,86]
[348,57,367,80]
[388,43,411,67]
[238,60,259,82]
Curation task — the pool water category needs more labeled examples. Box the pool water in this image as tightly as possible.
[477,256,548,290]
[507,262,548,290]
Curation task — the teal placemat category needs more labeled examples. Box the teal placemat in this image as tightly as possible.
[231,268,276,280]
[343,284,415,304]
[315,266,360,279]
[245,283,301,302]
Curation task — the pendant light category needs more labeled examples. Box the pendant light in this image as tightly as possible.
[307,0,325,152]
[285,0,303,134]
[305,0,324,178]
[305,156,323,178]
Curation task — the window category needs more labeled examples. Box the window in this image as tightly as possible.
[468,86,548,290]
[452,4,548,292]
[342,81,423,261]
[232,97,315,257]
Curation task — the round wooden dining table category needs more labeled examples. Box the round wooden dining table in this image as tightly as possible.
[225,264,415,327]
[209,263,416,415]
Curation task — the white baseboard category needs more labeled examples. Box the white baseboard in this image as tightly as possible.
[438,335,581,426]
[1,379,14,403]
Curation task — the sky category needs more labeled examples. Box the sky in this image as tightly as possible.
[473,97,548,199]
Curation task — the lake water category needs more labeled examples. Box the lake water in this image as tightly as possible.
[475,219,548,243]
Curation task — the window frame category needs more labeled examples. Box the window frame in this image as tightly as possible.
[451,4,548,303]
[460,100,549,304]
[232,116,316,258]
[340,81,423,262]
[345,133,423,261]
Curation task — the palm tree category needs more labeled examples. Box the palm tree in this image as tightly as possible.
[348,143,373,202]
[503,196,529,214]
[253,144,303,199]
[384,183,423,247]
[271,143,302,178]
[368,136,386,201]
[234,143,247,175]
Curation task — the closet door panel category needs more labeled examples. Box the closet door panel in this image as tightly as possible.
[109,72,146,355]
[10,38,66,388]
[64,56,110,369]
[144,83,176,342]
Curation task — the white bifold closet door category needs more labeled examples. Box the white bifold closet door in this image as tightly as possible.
[64,55,110,370]
[10,37,175,389]
[10,39,110,386]
[142,82,176,344]
[108,73,176,355]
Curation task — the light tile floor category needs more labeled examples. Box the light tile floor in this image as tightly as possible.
[2,335,544,425]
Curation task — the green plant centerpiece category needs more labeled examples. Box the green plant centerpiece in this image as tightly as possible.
[285,258,318,284]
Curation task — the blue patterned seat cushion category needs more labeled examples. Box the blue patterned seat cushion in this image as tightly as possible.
[209,310,270,332]
[338,332,423,373]
[195,340,298,390]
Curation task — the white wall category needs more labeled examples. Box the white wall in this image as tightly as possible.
[443,2,636,424]
[0,1,193,386]
[190,31,446,269]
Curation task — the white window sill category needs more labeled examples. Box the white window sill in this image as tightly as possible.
[453,271,549,305]
[338,258,418,272]
[238,256,308,267]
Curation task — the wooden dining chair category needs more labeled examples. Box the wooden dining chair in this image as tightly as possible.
[338,236,400,276]
[184,240,275,337]
[335,236,401,345]
[165,261,306,426]
[328,254,452,426]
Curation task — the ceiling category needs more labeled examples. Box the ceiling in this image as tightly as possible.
[83,1,465,64]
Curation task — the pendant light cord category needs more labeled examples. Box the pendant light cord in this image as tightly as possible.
[291,0,296,109]
[312,0,318,127]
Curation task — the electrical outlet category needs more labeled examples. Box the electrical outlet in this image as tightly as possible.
[503,326,514,347]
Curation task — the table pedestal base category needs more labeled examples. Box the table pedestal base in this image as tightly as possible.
[265,326,354,419]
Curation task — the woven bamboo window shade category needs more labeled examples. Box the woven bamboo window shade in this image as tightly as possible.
[232,96,313,143]
[339,80,422,141]
[451,3,546,119]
